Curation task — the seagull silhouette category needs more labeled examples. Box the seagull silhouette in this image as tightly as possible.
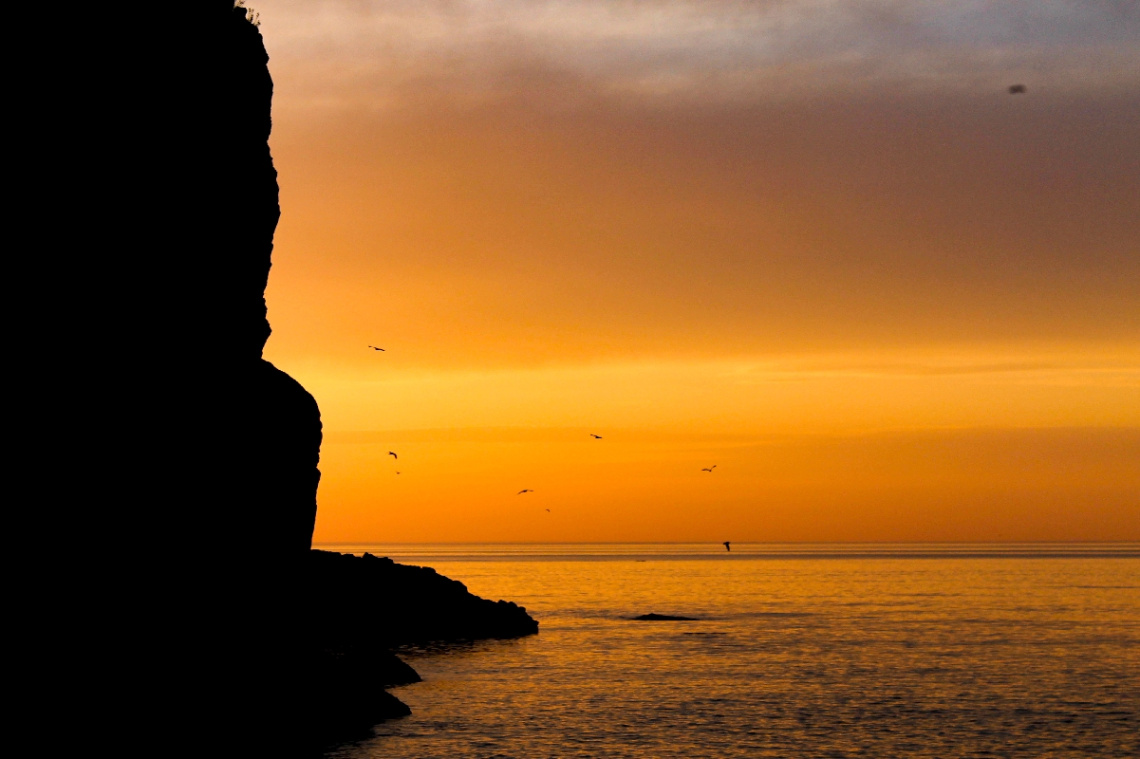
[723,541,731,552]
[590,433,603,439]
[518,489,534,495]
[1008,84,1026,94]
[368,345,386,351]
[388,451,398,460]
[545,508,551,512]
[701,465,717,472]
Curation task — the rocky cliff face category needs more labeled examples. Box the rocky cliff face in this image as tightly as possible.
[19,5,324,753]
[163,0,319,656]
[60,5,327,751]
[26,6,535,752]
[198,5,322,558]
[179,5,325,751]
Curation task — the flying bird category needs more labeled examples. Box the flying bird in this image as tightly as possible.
[701,465,717,472]
[545,508,551,513]
[518,489,534,495]
[368,346,386,351]
[388,451,398,460]
[590,434,603,439]
[1008,84,1026,94]
[723,541,731,552]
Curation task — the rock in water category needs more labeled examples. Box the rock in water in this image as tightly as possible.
[308,551,540,647]
[633,613,700,621]
[304,551,539,747]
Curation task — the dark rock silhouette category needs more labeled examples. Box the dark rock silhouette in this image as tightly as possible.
[302,551,538,745]
[310,551,539,646]
[25,4,536,754]
[633,613,700,621]
[303,551,539,743]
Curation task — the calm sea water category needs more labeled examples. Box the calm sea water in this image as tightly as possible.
[319,544,1139,759]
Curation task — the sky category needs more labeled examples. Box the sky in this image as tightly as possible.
[249,0,1139,543]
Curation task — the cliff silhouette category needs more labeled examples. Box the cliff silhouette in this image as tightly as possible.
[26,4,535,754]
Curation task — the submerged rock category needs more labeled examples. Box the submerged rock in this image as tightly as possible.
[633,613,699,621]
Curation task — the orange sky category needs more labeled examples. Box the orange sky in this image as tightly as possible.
[250,1,1139,543]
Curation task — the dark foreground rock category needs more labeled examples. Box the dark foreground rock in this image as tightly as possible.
[302,649,414,747]
[31,6,326,753]
[23,5,536,753]
[633,613,699,621]
[309,550,539,646]
[303,550,539,747]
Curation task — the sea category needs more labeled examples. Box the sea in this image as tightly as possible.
[317,543,1139,759]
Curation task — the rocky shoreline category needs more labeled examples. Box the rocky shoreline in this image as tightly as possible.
[304,550,538,744]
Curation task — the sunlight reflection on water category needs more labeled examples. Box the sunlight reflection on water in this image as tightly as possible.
[321,546,1138,758]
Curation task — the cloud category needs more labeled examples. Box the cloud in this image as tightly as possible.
[256,0,1140,108]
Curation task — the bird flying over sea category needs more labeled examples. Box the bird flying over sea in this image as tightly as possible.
[701,465,717,472]
[1008,84,1026,94]
[518,489,534,495]
[589,433,603,439]
[368,345,386,351]
[723,541,731,552]
[388,451,398,460]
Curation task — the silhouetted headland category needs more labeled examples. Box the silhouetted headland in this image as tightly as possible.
[310,551,538,645]
[27,4,537,754]
[304,550,538,745]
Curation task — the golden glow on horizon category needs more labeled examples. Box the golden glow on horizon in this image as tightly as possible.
[298,355,1139,542]
[251,1,1139,542]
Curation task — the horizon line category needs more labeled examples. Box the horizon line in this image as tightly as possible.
[314,540,1140,546]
